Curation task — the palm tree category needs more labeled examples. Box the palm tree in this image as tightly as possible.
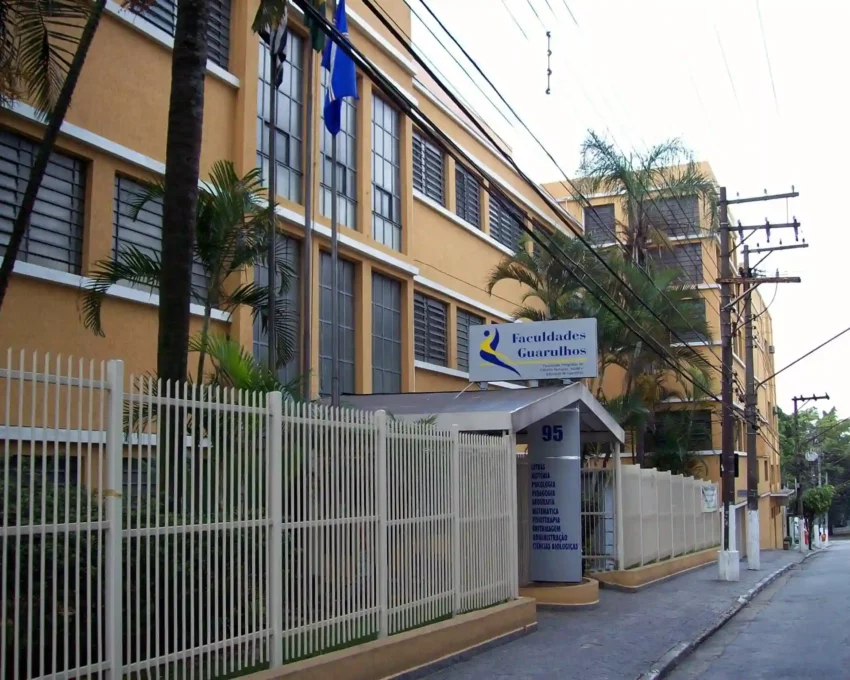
[0,0,112,314]
[154,0,210,386]
[577,130,718,266]
[487,235,713,466]
[81,161,298,383]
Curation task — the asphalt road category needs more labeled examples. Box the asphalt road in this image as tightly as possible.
[669,540,850,679]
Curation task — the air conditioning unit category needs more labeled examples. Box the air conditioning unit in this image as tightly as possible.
[768,345,775,354]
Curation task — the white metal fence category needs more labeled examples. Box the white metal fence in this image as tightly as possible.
[619,464,720,569]
[517,456,720,581]
[0,351,517,679]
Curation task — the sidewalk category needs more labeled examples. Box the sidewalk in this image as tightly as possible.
[426,550,808,680]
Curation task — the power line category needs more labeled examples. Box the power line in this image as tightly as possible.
[560,0,578,26]
[403,0,725,378]
[755,0,780,114]
[715,27,741,109]
[497,0,529,41]
[523,0,547,30]
[300,0,727,408]
[799,416,850,449]
[761,324,850,385]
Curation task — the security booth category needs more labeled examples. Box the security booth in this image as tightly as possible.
[341,380,626,586]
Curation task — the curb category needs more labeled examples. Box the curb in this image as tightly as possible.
[635,548,827,680]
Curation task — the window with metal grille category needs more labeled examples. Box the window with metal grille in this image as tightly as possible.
[113,175,209,294]
[455,164,481,228]
[413,292,447,366]
[257,33,303,204]
[0,129,84,273]
[320,70,357,228]
[412,130,444,205]
[488,192,524,251]
[372,273,402,393]
[675,297,709,343]
[130,0,231,69]
[456,308,484,371]
[319,252,356,396]
[645,196,700,238]
[648,243,703,284]
[584,203,615,243]
[253,236,300,385]
[371,96,402,251]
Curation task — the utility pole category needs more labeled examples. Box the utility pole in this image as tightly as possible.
[718,187,737,582]
[793,393,829,551]
[718,188,800,580]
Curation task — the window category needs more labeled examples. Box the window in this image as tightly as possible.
[253,236,300,385]
[676,297,708,343]
[319,253,356,396]
[645,196,700,238]
[372,273,402,393]
[413,292,448,366]
[648,243,703,284]
[649,409,713,452]
[371,96,402,251]
[488,192,524,251]
[257,33,304,203]
[412,130,444,204]
[131,0,232,69]
[113,175,209,294]
[0,129,84,274]
[320,70,357,227]
[455,164,481,228]
[584,203,615,243]
[457,309,484,371]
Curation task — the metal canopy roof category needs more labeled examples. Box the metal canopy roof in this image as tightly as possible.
[340,382,625,443]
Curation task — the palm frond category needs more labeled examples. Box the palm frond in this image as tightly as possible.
[79,246,162,336]
[14,1,90,115]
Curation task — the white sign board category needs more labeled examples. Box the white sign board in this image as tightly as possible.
[701,485,719,513]
[528,410,582,583]
[468,318,598,382]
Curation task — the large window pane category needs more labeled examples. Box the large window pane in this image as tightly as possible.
[372,273,402,392]
[320,70,357,228]
[371,96,401,251]
[413,292,447,366]
[320,252,356,396]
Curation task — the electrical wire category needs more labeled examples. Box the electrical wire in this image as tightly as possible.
[761,324,850,385]
[296,0,727,408]
[497,0,529,41]
[523,0,547,30]
[755,0,780,114]
[560,0,578,26]
[400,0,725,378]
[715,26,741,110]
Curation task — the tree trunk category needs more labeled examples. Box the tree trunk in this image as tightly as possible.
[0,0,108,314]
[157,0,209,384]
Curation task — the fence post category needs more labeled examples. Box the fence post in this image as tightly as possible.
[670,476,676,558]
[613,442,624,570]
[451,425,461,613]
[376,410,389,638]
[268,392,283,668]
[655,470,661,562]
[104,360,124,680]
[638,468,645,566]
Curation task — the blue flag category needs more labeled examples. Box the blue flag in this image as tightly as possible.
[321,0,358,135]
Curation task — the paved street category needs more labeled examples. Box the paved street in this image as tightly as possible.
[669,540,850,679]
[426,550,808,679]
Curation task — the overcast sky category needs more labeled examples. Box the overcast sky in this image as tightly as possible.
[410,0,848,416]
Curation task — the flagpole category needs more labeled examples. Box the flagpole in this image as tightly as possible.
[302,51,315,400]
[330,131,340,406]
[267,41,279,376]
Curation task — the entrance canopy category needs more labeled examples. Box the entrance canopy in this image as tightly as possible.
[341,382,625,444]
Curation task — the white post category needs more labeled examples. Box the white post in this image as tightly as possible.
[614,442,624,570]
[509,432,519,598]
[376,410,389,638]
[670,475,675,559]
[638,468,645,566]
[104,360,124,680]
[655,470,661,562]
[268,392,283,667]
[450,425,461,613]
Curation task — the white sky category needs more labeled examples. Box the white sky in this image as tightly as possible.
[410,0,848,416]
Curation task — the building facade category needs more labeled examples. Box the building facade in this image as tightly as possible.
[0,1,783,546]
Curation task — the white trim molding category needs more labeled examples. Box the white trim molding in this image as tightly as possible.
[346,7,418,75]
[105,1,240,88]
[5,101,167,175]
[413,190,515,258]
[4,259,230,323]
[413,275,512,322]
[414,360,524,390]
